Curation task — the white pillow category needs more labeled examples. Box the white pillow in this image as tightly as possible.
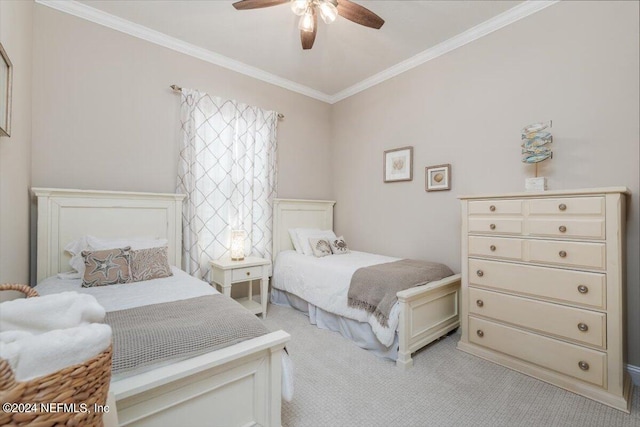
[288,229,303,254]
[295,228,337,256]
[63,236,91,278]
[86,235,169,251]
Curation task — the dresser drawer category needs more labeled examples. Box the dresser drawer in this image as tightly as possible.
[529,240,606,270]
[469,200,523,215]
[469,288,606,348]
[469,317,606,387]
[468,236,522,261]
[529,197,604,216]
[469,259,606,309]
[232,266,263,282]
[528,218,605,240]
[468,218,523,235]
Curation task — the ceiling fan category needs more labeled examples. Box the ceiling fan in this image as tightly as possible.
[232,0,385,50]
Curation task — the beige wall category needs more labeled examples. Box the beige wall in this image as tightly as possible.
[331,1,640,364]
[0,0,33,285]
[31,5,332,201]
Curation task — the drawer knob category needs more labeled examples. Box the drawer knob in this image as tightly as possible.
[559,250,567,258]
[476,270,484,277]
[577,323,589,332]
[489,223,496,230]
[559,225,567,233]
[559,203,567,211]
[476,330,484,337]
[577,285,589,294]
[246,271,251,276]
[489,245,496,252]
[476,299,484,307]
[489,205,496,212]
[578,361,590,371]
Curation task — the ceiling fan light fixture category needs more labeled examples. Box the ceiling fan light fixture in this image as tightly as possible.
[290,0,308,16]
[298,7,315,32]
[317,0,338,24]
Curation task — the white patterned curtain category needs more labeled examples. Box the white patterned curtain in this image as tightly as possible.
[177,89,278,279]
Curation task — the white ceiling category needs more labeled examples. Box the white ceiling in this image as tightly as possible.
[62,1,548,101]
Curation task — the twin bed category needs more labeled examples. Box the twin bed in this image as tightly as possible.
[28,189,460,427]
[31,188,289,427]
[270,199,461,369]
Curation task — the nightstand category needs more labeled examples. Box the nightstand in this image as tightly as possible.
[209,256,271,318]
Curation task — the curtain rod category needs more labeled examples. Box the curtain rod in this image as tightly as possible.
[170,85,284,119]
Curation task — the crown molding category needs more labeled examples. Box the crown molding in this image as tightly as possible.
[35,0,333,103]
[330,0,559,103]
[36,0,558,105]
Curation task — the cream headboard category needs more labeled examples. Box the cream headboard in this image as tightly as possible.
[272,198,336,260]
[33,188,186,283]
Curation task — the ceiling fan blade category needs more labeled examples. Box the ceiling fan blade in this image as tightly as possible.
[301,12,318,50]
[232,0,288,10]
[336,0,384,29]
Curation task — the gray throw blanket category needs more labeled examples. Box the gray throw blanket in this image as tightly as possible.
[106,295,269,375]
[348,259,454,328]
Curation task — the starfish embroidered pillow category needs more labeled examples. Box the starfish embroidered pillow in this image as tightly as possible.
[81,246,133,287]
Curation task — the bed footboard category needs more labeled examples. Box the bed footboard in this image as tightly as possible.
[110,330,290,427]
[396,274,461,370]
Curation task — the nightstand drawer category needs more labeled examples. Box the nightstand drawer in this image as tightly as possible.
[529,197,604,216]
[468,218,523,235]
[469,288,606,348]
[232,266,263,282]
[469,259,606,309]
[529,240,606,270]
[468,236,522,261]
[469,316,606,387]
[469,200,523,215]
[528,218,605,240]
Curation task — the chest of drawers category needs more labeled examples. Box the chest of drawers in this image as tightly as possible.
[457,188,632,412]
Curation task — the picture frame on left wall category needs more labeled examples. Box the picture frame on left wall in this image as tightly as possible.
[384,146,413,182]
[0,42,12,137]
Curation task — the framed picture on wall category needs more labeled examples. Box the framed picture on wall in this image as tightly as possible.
[0,42,12,137]
[383,146,413,182]
[425,164,451,191]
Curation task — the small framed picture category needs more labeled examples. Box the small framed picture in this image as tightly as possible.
[425,164,451,191]
[384,146,413,183]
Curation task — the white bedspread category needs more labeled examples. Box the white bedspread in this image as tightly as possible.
[273,250,401,347]
[35,267,218,311]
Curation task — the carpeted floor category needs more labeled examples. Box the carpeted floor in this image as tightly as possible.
[262,303,640,427]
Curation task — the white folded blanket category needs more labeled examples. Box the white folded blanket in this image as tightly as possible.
[0,323,112,381]
[0,291,105,333]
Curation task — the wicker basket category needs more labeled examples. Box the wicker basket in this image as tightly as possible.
[0,284,112,427]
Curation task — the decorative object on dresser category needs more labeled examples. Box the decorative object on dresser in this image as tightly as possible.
[458,187,632,412]
[210,256,271,318]
[425,164,451,192]
[521,120,553,191]
[0,42,12,137]
[384,146,413,183]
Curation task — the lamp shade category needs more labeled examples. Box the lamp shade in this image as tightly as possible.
[230,230,246,261]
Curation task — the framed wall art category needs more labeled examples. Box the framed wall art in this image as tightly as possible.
[0,42,12,137]
[425,164,451,191]
[383,146,413,183]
